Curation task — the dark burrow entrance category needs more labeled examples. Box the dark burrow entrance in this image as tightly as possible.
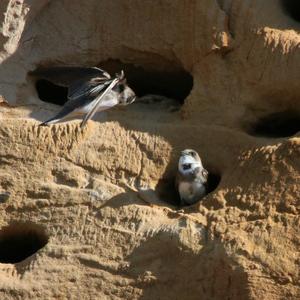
[36,80,68,106]
[99,59,193,104]
[0,222,49,263]
[246,110,300,138]
[30,59,193,106]
[281,0,300,22]
[155,171,221,207]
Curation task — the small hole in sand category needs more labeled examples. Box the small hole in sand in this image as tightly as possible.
[206,172,221,194]
[0,222,49,263]
[156,171,221,207]
[247,110,300,138]
[281,0,300,22]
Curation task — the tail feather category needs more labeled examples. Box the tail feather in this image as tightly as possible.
[29,67,110,87]
[39,106,77,126]
[39,117,62,126]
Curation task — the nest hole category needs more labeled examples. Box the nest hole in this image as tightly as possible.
[35,79,69,106]
[281,0,300,22]
[206,172,222,194]
[0,222,49,263]
[31,59,193,107]
[156,171,221,207]
[99,59,193,104]
[247,110,300,138]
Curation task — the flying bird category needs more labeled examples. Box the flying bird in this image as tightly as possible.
[31,67,136,128]
[176,149,208,206]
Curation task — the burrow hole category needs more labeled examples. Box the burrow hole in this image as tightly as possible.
[281,0,300,22]
[155,171,221,207]
[246,110,300,138]
[31,59,193,107]
[0,222,49,263]
[36,80,68,106]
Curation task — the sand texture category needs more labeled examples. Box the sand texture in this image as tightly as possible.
[0,1,299,299]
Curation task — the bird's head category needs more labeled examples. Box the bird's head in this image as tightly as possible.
[112,70,136,105]
[178,149,208,182]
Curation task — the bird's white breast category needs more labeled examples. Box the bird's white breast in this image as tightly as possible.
[178,180,206,205]
[76,94,119,114]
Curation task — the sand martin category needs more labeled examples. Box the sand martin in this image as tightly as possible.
[176,149,208,206]
[32,67,136,128]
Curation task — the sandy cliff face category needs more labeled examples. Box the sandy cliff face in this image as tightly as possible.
[0,0,299,299]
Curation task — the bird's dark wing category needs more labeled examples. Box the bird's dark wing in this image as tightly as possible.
[80,78,120,128]
[68,77,111,102]
[40,78,112,126]
[39,97,89,126]
[29,67,111,87]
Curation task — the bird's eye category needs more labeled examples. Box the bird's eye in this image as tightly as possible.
[118,84,125,93]
[189,151,195,157]
[183,163,191,170]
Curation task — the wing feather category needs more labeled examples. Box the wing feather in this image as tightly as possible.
[68,77,111,101]
[40,77,112,126]
[30,66,111,87]
[80,78,120,128]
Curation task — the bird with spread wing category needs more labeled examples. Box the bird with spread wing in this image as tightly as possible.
[31,66,136,128]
